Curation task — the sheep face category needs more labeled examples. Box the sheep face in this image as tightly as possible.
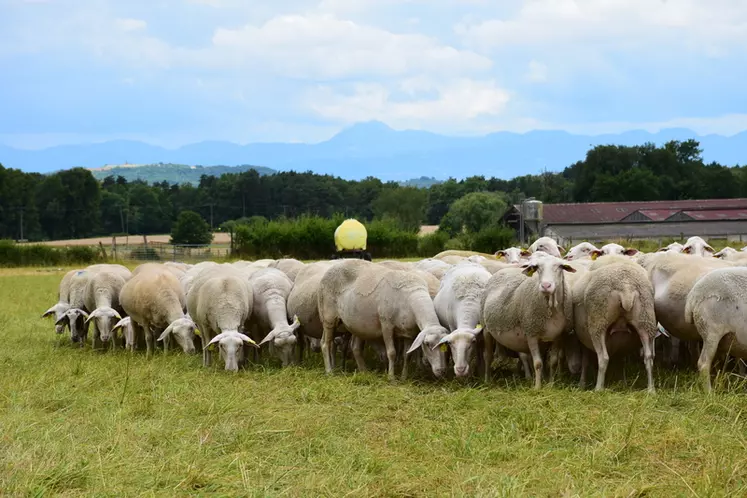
[55,308,89,344]
[714,247,737,259]
[158,317,198,354]
[86,307,122,342]
[307,337,322,353]
[112,317,136,349]
[682,236,714,257]
[564,242,599,261]
[496,247,531,264]
[407,325,449,378]
[522,256,576,301]
[438,326,483,378]
[260,316,301,367]
[589,244,639,259]
[657,242,684,253]
[43,302,71,334]
[207,331,258,372]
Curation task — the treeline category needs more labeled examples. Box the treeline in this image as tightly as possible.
[1,139,745,243]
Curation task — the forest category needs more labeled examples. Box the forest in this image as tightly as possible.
[0,139,745,243]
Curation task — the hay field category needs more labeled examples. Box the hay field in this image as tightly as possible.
[2,268,747,496]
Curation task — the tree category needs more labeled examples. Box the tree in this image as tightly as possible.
[439,192,508,235]
[372,186,427,231]
[170,211,213,245]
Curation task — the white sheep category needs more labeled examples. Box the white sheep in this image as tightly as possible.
[83,270,128,349]
[433,262,491,377]
[714,247,738,259]
[495,247,531,264]
[682,236,715,257]
[111,316,137,351]
[42,268,81,335]
[187,271,258,371]
[590,243,638,258]
[414,259,452,280]
[685,267,747,391]
[572,255,657,391]
[564,242,599,261]
[119,268,198,357]
[268,258,306,283]
[481,255,576,388]
[529,236,564,258]
[318,260,449,380]
[248,268,299,366]
[377,261,441,298]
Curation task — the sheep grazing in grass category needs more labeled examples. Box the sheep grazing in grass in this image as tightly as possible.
[83,270,128,349]
[248,268,299,367]
[685,267,747,392]
[482,255,575,388]
[187,270,258,371]
[433,262,491,378]
[572,255,657,392]
[42,268,81,335]
[318,260,449,380]
[119,268,198,358]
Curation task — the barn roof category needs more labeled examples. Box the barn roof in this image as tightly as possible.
[511,198,747,224]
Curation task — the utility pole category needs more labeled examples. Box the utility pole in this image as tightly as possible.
[19,208,24,241]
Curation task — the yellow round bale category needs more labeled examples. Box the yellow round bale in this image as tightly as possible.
[334,219,368,252]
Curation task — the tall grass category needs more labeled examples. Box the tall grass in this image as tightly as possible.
[3,269,747,495]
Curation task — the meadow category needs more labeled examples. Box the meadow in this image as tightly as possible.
[2,267,747,496]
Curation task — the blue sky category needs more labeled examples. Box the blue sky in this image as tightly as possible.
[2,0,747,149]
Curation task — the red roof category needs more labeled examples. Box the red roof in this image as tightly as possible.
[677,209,747,221]
[515,198,747,224]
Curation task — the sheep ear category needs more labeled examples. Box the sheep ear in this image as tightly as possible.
[204,333,225,350]
[432,334,452,351]
[495,250,506,258]
[520,250,531,257]
[238,333,259,348]
[705,244,715,253]
[85,309,99,324]
[42,306,57,318]
[112,317,128,333]
[290,315,301,332]
[259,330,276,347]
[55,314,69,326]
[111,309,122,320]
[682,246,692,254]
[522,265,537,277]
[590,250,602,260]
[157,324,174,342]
[623,248,639,256]
[561,264,577,273]
[472,324,484,336]
[406,331,428,355]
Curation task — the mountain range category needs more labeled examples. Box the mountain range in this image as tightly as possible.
[2,121,747,182]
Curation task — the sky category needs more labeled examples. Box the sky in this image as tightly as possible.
[2,0,747,149]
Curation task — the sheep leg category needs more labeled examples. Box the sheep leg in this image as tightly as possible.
[697,324,729,393]
[351,336,367,372]
[401,338,412,381]
[526,336,544,389]
[519,353,533,380]
[321,323,336,374]
[579,348,590,389]
[548,339,562,384]
[144,323,154,359]
[638,330,656,393]
[297,330,305,364]
[381,324,398,381]
[590,332,609,392]
[163,334,171,355]
[202,326,213,368]
[92,323,102,351]
[483,331,494,383]
[341,335,350,372]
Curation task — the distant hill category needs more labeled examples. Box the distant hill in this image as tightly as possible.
[399,176,443,188]
[88,162,276,184]
[2,122,747,181]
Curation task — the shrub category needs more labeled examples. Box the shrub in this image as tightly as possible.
[170,211,213,245]
[0,240,100,267]
[470,225,515,254]
[417,231,449,257]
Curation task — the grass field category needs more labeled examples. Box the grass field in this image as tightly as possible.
[3,268,747,496]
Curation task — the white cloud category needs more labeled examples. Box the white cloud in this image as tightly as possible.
[210,14,492,79]
[458,0,747,56]
[525,60,547,82]
[115,18,147,32]
[306,78,510,127]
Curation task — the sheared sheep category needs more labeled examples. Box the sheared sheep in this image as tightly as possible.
[495,247,531,264]
[83,270,127,349]
[248,268,299,366]
[529,236,564,258]
[482,255,575,388]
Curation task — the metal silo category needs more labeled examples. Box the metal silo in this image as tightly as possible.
[521,199,544,244]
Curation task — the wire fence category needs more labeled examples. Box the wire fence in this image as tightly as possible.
[109,240,231,262]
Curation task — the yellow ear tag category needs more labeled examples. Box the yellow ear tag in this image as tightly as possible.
[439,344,448,353]
[194,329,201,337]
[591,252,598,260]
[526,268,536,277]
[476,324,483,331]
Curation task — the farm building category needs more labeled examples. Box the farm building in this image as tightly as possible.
[502,198,747,246]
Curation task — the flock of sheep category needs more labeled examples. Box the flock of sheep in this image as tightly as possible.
[41,235,747,392]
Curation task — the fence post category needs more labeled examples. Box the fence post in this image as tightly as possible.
[173,245,176,262]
